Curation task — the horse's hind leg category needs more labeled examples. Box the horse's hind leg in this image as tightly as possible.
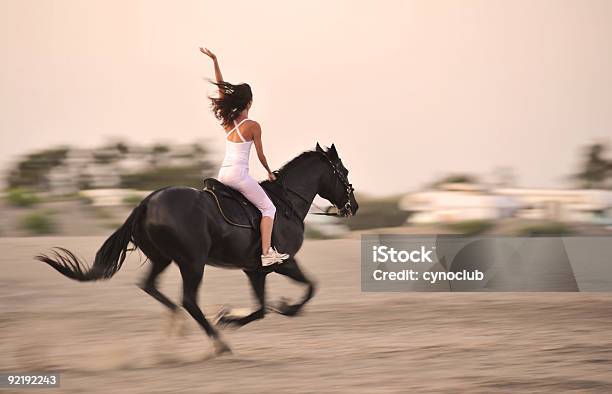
[270,257,316,317]
[139,257,188,336]
[178,261,231,355]
[140,258,176,311]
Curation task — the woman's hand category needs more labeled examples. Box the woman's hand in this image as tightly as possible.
[268,171,277,182]
[201,46,224,88]
[200,47,217,61]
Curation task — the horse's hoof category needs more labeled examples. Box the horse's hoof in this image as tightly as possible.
[213,307,232,327]
[213,338,232,356]
[212,306,229,326]
[268,298,302,317]
[214,307,251,328]
[215,315,236,328]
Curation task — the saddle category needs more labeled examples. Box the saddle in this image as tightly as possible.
[202,177,298,230]
[202,178,261,229]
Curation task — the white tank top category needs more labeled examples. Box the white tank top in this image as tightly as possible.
[220,118,253,168]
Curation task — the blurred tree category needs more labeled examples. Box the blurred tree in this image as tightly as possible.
[7,147,70,190]
[120,164,214,190]
[5,141,215,192]
[192,143,205,155]
[574,143,612,189]
[121,142,215,189]
[93,150,121,165]
[115,142,129,155]
[343,194,410,230]
[491,166,517,187]
[430,173,479,189]
[150,144,170,167]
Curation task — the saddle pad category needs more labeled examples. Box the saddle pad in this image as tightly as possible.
[202,178,261,229]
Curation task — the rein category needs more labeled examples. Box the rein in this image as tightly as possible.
[263,181,305,221]
[282,184,336,216]
[282,184,341,217]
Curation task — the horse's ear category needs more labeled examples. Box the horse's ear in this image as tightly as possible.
[316,142,325,153]
[329,143,338,159]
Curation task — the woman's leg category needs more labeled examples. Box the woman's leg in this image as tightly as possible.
[234,173,277,254]
[260,216,273,254]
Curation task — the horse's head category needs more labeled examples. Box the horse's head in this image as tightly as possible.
[315,142,358,217]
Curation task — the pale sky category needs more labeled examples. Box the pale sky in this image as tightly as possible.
[1,0,611,196]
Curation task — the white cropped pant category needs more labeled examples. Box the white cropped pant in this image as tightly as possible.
[217,166,276,218]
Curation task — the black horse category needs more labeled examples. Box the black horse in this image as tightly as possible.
[37,143,358,354]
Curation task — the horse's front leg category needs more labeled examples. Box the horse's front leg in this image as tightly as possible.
[216,270,267,328]
[269,257,316,317]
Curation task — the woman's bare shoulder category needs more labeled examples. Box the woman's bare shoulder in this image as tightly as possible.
[245,120,262,134]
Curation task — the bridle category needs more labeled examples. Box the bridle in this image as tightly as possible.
[276,152,354,217]
[320,154,355,216]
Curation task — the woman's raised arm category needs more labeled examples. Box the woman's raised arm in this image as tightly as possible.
[200,47,224,96]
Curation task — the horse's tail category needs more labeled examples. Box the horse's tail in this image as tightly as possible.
[36,195,151,282]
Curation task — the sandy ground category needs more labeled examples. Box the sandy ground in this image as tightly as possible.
[1,236,612,393]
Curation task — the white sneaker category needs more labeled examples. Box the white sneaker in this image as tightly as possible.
[261,247,290,267]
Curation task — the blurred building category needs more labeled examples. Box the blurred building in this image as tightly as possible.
[400,182,612,224]
[400,183,519,224]
[498,188,612,223]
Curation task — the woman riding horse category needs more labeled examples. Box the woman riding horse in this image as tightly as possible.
[201,47,289,267]
[36,50,358,356]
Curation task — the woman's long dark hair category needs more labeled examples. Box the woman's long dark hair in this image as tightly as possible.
[209,81,252,126]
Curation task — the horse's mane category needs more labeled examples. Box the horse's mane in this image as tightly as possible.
[275,150,322,176]
[259,150,323,189]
